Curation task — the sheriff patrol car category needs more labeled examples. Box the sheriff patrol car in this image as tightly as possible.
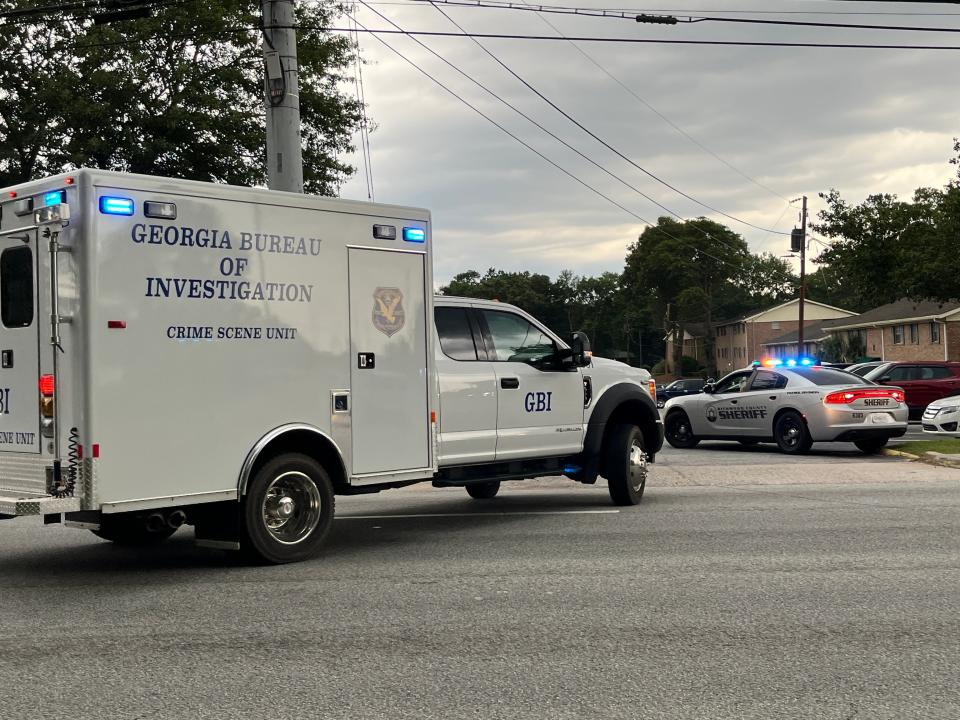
[0,170,662,564]
[921,399,960,435]
[662,361,907,454]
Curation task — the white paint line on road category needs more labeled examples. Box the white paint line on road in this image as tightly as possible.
[337,510,621,520]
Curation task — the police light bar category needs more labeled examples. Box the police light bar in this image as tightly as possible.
[402,227,426,243]
[755,356,818,369]
[99,196,135,216]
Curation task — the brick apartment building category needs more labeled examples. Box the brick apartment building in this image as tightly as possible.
[821,299,960,361]
[713,299,856,374]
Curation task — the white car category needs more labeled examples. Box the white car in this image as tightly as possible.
[662,364,908,454]
[921,400,960,435]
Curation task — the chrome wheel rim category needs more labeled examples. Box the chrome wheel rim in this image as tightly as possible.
[781,421,801,449]
[628,439,648,492]
[261,471,322,545]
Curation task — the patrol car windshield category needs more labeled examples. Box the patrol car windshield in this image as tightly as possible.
[790,367,871,386]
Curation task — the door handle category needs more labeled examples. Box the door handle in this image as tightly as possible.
[501,377,520,389]
[769,396,777,400]
[730,399,738,404]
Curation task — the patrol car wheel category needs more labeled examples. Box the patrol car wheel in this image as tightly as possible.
[241,453,334,564]
[465,481,501,499]
[605,424,647,506]
[91,514,176,546]
[664,410,699,449]
[774,411,813,455]
[854,438,888,454]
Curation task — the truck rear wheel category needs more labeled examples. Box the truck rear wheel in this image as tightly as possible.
[465,481,500,499]
[240,453,334,564]
[605,424,648,506]
[91,514,176,546]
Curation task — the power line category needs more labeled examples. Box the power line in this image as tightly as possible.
[350,2,375,200]
[358,0,734,241]
[420,0,758,254]
[510,0,792,206]
[326,27,960,50]
[345,15,753,272]
[400,0,960,32]
[366,1,960,14]
[399,3,789,235]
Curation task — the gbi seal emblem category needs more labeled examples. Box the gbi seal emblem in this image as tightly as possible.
[706,407,718,423]
[372,287,405,337]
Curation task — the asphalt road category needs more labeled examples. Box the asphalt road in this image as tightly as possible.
[1,445,958,719]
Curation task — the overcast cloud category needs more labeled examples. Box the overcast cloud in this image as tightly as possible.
[335,0,960,285]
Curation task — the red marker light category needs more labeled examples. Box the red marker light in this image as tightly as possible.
[7,191,16,198]
[65,177,75,185]
[92,444,100,458]
[39,374,55,396]
[107,320,126,329]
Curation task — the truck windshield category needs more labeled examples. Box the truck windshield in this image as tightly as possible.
[0,246,33,328]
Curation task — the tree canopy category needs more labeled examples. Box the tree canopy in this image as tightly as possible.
[0,0,361,193]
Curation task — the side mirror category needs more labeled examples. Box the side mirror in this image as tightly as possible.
[569,331,592,367]
[702,383,714,394]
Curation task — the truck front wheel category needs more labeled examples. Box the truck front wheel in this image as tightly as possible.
[240,453,335,564]
[605,424,648,506]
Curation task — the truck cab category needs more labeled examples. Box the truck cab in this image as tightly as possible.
[433,297,663,504]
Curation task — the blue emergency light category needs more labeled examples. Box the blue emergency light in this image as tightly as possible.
[99,196,135,216]
[402,227,425,243]
[43,190,65,207]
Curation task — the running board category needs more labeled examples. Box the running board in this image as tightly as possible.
[0,493,81,517]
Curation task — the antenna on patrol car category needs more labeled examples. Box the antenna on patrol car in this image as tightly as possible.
[262,0,304,193]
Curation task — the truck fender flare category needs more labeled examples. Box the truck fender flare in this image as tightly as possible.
[238,423,348,497]
[583,383,663,460]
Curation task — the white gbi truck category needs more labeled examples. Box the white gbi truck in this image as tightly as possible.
[0,170,663,563]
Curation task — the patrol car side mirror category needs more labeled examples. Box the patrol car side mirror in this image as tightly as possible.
[569,331,592,367]
[702,383,715,394]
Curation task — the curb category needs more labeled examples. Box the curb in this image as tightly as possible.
[883,447,960,469]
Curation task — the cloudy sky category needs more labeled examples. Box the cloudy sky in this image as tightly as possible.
[335,0,960,285]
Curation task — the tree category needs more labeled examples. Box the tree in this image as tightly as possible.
[811,187,942,310]
[0,1,362,193]
[623,217,750,373]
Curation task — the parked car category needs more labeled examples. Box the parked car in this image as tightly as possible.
[846,361,887,377]
[921,398,960,435]
[662,365,907,454]
[656,378,706,408]
[864,361,960,419]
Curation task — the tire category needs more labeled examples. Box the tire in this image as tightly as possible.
[465,481,501,500]
[854,438,888,454]
[664,410,700,449]
[738,439,760,447]
[91,513,177,546]
[240,453,335,564]
[605,424,648,506]
[774,411,813,455]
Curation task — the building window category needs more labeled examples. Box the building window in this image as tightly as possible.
[909,323,919,344]
[931,322,941,344]
[893,325,904,344]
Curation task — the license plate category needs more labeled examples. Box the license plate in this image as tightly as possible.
[870,413,895,425]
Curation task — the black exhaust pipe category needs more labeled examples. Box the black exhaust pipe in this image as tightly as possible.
[167,510,187,530]
[145,512,166,533]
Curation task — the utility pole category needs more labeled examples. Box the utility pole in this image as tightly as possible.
[798,195,808,355]
[262,0,304,193]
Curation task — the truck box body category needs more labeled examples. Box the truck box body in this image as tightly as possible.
[0,170,436,516]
